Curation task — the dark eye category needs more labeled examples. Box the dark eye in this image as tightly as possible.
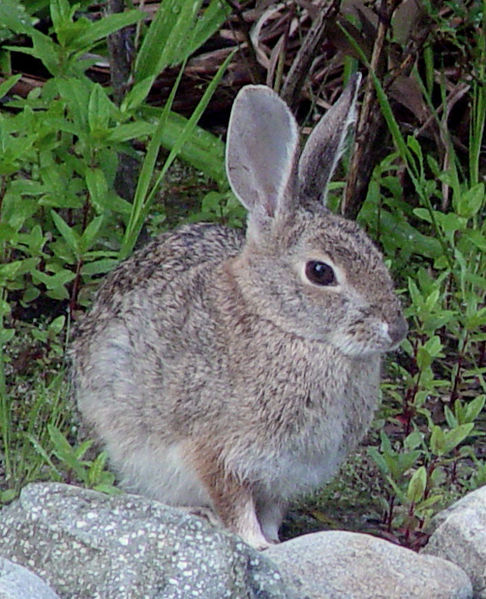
[305,261,336,286]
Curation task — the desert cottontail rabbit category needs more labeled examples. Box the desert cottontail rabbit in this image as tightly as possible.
[71,74,407,550]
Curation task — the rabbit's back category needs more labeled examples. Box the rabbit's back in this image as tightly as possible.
[72,222,244,434]
[85,223,243,311]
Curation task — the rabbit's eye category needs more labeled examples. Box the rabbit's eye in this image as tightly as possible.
[305,261,336,286]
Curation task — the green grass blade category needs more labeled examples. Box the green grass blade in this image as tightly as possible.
[141,108,226,183]
[120,49,235,259]
[188,0,231,56]
[140,49,236,227]
[26,432,63,479]
[135,0,203,82]
[119,61,187,259]
[469,6,486,187]
[73,10,144,51]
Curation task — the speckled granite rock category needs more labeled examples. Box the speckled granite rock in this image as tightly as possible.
[0,558,60,599]
[266,530,472,599]
[422,486,486,598]
[0,483,289,599]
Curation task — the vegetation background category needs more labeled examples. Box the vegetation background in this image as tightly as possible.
[0,0,484,550]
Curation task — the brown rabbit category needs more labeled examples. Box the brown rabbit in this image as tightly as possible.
[71,75,407,550]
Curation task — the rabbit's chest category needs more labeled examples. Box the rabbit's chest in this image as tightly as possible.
[249,355,381,498]
[268,404,352,497]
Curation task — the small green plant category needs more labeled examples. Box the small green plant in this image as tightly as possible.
[360,76,486,547]
[31,424,121,494]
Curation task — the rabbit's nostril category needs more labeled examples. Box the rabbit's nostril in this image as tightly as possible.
[388,316,408,344]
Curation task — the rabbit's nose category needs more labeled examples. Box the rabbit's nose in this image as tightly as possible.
[388,315,408,345]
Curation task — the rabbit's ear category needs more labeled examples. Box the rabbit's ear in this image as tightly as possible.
[226,85,299,223]
[298,73,361,205]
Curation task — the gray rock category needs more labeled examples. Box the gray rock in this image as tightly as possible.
[423,486,486,598]
[0,558,60,599]
[0,483,288,599]
[266,530,472,599]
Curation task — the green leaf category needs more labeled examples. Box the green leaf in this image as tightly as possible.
[86,168,109,213]
[0,260,22,282]
[443,424,475,454]
[80,215,104,254]
[120,78,154,113]
[81,259,118,276]
[50,0,75,35]
[466,307,486,330]
[404,430,423,450]
[122,48,235,258]
[88,84,115,133]
[10,31,62,76]
[48,315,66,335]
[453,183,485,218]
[0,74,22,99]
[0,329,15,345]
[430,425,446,456]
[105,122,153,143]
[26,432,63,479]
[93,483,122,495]
[51,210,80,257]
[88,451,108,486]
[32,268,76,290]
[368,446,390,476]
[384,474,408,503]
[48,424,86,481]
[465,395,486,423]
[465,229,486,251]
[74,439,94,461]
[444,405,458,429]
[0,489,18,503]
[188,0,231,57]
[135,0,201,81]
[56,78,90,133]
[0,0,34,35]
[415,494,442,512]
[407,466,427,503]
[71,10,143,51]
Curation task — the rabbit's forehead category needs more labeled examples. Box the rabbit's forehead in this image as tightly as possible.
[296,221,380,266]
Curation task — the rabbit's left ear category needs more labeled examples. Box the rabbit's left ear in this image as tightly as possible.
[298,73,361,205]
[226,85,299,223]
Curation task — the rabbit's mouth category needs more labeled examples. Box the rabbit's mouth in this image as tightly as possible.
[328,318,407,357]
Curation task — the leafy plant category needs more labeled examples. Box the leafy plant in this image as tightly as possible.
[360,59,486,546]
[31,424,120,494]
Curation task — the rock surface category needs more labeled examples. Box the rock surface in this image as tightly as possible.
[423,485,486,599]
[266,530,472,599]
[0,483,289,599]
[0,557,60,599]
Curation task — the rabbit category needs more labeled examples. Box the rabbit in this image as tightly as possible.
[71,73,408,550]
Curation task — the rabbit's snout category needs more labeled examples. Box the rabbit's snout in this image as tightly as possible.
[386,314,408,346]
[371,298,407,349]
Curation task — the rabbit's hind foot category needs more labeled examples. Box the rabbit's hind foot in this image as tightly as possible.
[234,498,274,551]
[188,446,271,550]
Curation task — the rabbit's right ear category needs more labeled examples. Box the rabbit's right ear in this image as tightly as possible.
[298,74,361,205]
[226,85,299,229]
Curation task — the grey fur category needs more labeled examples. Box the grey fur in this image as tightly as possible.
[71,79,407,550]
